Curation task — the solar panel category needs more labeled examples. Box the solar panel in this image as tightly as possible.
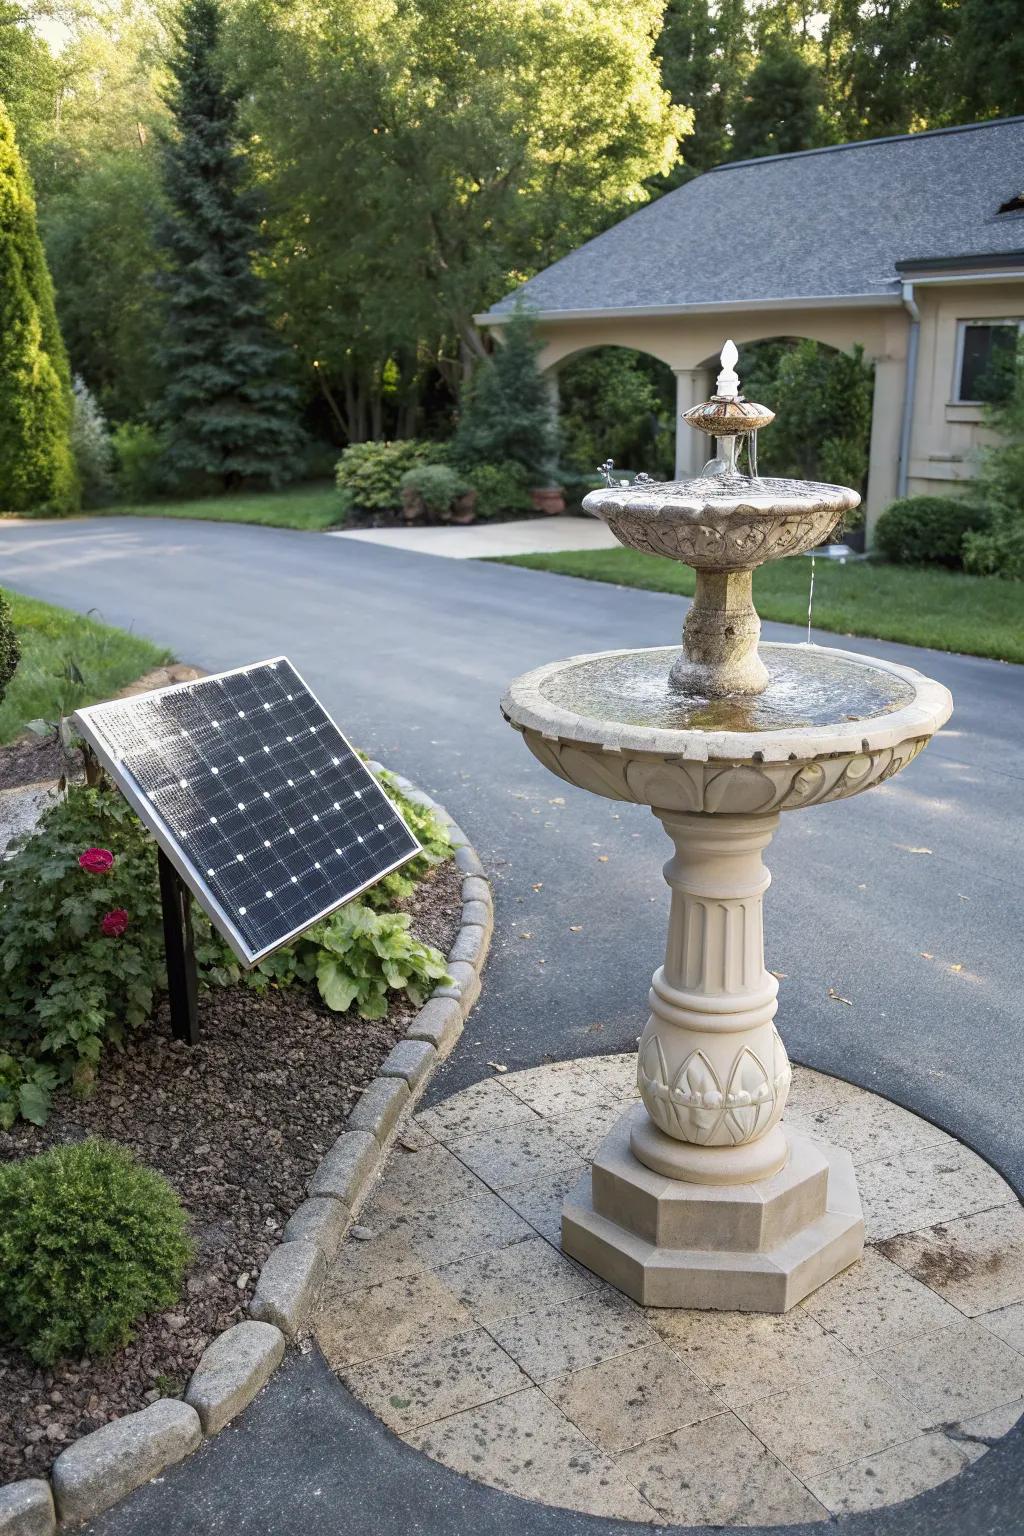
[74,658,421,966]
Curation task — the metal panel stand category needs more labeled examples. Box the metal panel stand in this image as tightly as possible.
[158,848,200,1044]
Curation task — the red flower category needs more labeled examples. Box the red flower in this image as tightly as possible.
[79,848,114,874]
[100,908,129,938]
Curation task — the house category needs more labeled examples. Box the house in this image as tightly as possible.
[478,116,1024,540]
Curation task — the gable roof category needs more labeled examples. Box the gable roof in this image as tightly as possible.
[482,117,1024,321]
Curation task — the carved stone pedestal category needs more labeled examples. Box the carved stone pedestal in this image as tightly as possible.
[561,810,865,1311]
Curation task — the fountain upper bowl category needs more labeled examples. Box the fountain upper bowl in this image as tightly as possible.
[583,474,861,572]
[501,643,952,817]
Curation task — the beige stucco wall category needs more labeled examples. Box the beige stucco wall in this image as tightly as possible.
[906,280,1023,497]
[509,281,1022,542]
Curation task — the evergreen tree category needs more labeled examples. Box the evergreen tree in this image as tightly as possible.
[731,41,827,161]
[157,0,303,489]
[454,309,557,483]
[0,106,79,516]
[71,376,116,507]
[656,0,750,185]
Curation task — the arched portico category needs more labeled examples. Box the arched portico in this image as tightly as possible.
[497,300,910,538]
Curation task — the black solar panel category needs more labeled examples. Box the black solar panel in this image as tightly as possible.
[74,658,420,965]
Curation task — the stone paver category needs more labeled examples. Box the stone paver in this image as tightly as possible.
[416,1077,539,1143]
[314,1055,1024,1527]
[799,1246,965,1357]
[866,1317,1024,1421]
[616,1411,829,1525]
[404,1388,657,1520]
[878,1201,1024,1315]
[856,1140,1015,1242]
[318,1265,473,1368]
[544,1342,722,1452]
[734,1356,926,1481]
[340,1328,529,1434]
[487,1285,657,1382]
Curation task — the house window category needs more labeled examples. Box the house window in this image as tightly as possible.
[954,319,1022,403]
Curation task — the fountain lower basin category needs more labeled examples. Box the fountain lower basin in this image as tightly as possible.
[502,641,951,816]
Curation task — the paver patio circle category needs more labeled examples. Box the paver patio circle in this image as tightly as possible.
[314,1055,1024,1527]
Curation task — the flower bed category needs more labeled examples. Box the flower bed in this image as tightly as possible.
[0,852,461,1484]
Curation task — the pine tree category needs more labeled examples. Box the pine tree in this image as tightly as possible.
[0,106,79,516]
[731,41,827,162]
[157,0,303,489]
[454,309,557,483]
[71,376,116,507]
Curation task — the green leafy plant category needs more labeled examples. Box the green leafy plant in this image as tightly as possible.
[311,904,449,1018]
[963,340,1024,580]
[467,460,533,519]
[0,771,453,1124]
[335,439,449,513]
[0,1139,192,1365]
[875,495,990,569]
[112,422,169,502]
[70,376,115,507]
[399,463,470,515]
[0,588,20,705]
[0,786,171,1127]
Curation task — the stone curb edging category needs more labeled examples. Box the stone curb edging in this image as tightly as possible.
[0,768,490,1534]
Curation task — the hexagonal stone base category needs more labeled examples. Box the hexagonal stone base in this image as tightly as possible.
[562,1113,864,1312]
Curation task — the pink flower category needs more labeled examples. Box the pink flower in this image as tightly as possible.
[100,908,129,938]
[79,848,114,874]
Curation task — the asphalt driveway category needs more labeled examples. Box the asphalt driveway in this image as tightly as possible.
[2,515,1022,1535]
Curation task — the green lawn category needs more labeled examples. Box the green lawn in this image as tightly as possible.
[99,481,342,531]
[0,593,172,744]
[495,548,1024,665]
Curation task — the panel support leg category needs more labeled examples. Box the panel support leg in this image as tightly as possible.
[158,848,200,1045]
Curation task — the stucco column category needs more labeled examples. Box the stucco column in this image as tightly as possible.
[865,355,905,544]
[674,369,711,479]
[632,811,791,1186]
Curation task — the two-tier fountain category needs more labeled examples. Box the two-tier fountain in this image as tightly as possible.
[501,342,952,1311]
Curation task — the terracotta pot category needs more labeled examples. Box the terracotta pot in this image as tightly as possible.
[530,486,566,515]
[448,488,478,525]
[401,487,426,522]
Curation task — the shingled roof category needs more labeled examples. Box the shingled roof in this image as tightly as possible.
[482,117,1024,320]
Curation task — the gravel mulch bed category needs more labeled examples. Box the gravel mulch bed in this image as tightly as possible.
[0,855,462,1485]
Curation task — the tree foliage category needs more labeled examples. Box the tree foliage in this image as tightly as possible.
[0,104,78,515]
[740,338,874,502]
[559,348,674,479]
[454,309,557,483]
[963,342,1024,580]
[156,0,304,488]
[233,0,685,437]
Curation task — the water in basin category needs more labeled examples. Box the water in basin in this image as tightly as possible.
[538,643,915,733]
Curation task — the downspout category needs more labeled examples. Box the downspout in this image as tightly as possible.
[897,282,920,500]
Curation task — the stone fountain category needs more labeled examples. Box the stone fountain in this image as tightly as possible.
[501,342,952,1312]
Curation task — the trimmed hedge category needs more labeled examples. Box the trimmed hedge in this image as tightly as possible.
[874,495,989,569]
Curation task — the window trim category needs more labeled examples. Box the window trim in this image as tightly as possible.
[952,317,1024,404]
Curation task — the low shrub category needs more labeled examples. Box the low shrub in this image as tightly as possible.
[874,495,989,568]
[112,422,168,503]
[963,506,1024,580]
[71,377,116,507]
[0,774,453,1125]
[335,439,451,513]
[0,1139,192,1365]
[399,463,470,516]
[468,460,533,519]
[0,588,19,705]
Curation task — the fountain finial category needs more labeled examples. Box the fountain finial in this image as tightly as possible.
[716,340,740,400]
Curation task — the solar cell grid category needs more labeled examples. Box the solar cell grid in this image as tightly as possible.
[74,658,420,964]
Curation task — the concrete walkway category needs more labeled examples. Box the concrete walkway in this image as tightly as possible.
[1,515,1022,1535]
[328,513,619,558]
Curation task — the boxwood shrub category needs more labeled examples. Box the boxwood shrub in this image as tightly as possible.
[874,495,989,568]
[0,1139,192,1364]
